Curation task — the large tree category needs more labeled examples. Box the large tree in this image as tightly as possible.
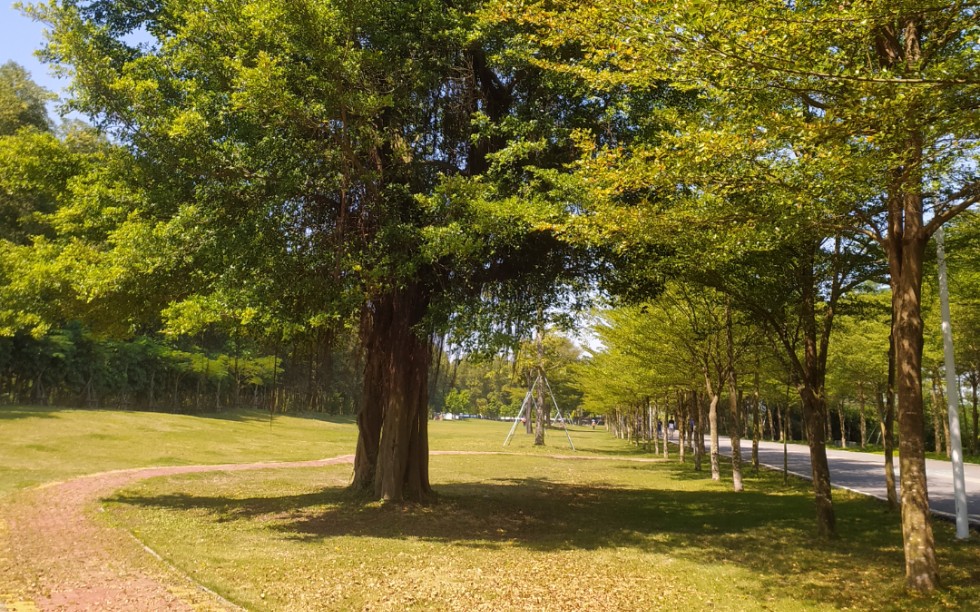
[30,0,610,501]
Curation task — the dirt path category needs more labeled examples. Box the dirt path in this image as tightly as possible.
[0,456,355,611]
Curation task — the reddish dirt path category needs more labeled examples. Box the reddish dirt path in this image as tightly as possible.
[0,456,354,611]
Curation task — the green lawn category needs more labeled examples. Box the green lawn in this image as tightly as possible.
[0,405,357,497]
[3,407,978,610]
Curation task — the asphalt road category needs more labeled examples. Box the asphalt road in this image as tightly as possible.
[712,436,980,527]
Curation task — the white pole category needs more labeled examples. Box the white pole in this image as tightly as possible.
[935,226,970,539]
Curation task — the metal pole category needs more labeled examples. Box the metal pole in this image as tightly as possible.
[935,226,970,539]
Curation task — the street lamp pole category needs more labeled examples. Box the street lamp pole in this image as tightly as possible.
[935,226,970,539]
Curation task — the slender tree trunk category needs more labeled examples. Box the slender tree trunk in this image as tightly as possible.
[838,402,847,448]
[677,391,686,463]
[825,405,833,447]
[800,385,835,537]
[790,245,836,538]
[929,374,944,454]
[858,384,867,448]
[971,374,978,455]
[725,303,743,492]
[704,372,720,480]
[534,322,545,446]
[777,404,784,442]
[938,376,951,459]
[652,402,660,455]
[876,360,898,509]
[692,390,703,471]
[752,369,761,471]
[728,382,743,492]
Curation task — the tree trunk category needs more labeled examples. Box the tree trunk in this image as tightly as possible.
[838,402,847,448]
[929,374,944,454]
[724,304,744,492]
[876,378,898,509]
[534,324,545,446]
[825,405,833,447]
[787,244,836,538]
[692,390,703,471]
[888,165,939,590]
[752,369,761,471]
[704,373,720,481]
[971,374,978,455]
[728,382,743,492]
[858,384,867,448]
[799,385,835,537]
[652,402,660,455]
[677,391,687,463]
[353,284,433,502]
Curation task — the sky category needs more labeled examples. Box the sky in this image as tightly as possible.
[1,1,73,110]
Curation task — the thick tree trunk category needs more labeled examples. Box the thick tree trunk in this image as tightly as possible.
[352,284,433,502]
[875,18,939,589]
[889,172,939,590]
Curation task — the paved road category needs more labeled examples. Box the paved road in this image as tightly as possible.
[712,437,980,527]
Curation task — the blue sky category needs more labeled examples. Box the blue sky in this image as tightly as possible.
[2,1,72,104]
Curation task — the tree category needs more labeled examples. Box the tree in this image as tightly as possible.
[0,61,53,136]
[32,0,608,502]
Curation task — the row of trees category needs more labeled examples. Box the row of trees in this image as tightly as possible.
[2,0,976,591]
[580,211,980,460]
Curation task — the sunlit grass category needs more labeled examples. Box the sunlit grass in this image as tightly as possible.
[0,406,356,497]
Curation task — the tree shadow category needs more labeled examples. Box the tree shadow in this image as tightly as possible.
[0,406,59,420]
[106,471,980,610]
[179,410,356,425]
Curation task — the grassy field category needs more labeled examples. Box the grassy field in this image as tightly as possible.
[0,406,357,497]
[3,407,979,610]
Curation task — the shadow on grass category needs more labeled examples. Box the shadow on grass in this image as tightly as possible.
[0,406,59,420]
[189,409,355,425]
[0,405,355,425]
[107,465,980,610]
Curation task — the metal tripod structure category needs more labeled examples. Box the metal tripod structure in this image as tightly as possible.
[503,372,575,450]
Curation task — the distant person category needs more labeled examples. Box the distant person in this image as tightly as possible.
[591,418,596,430]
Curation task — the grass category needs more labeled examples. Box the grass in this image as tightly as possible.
[3,407,978,610]
[0,405,357,497]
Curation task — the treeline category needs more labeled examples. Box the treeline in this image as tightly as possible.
[0,323,363,414]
